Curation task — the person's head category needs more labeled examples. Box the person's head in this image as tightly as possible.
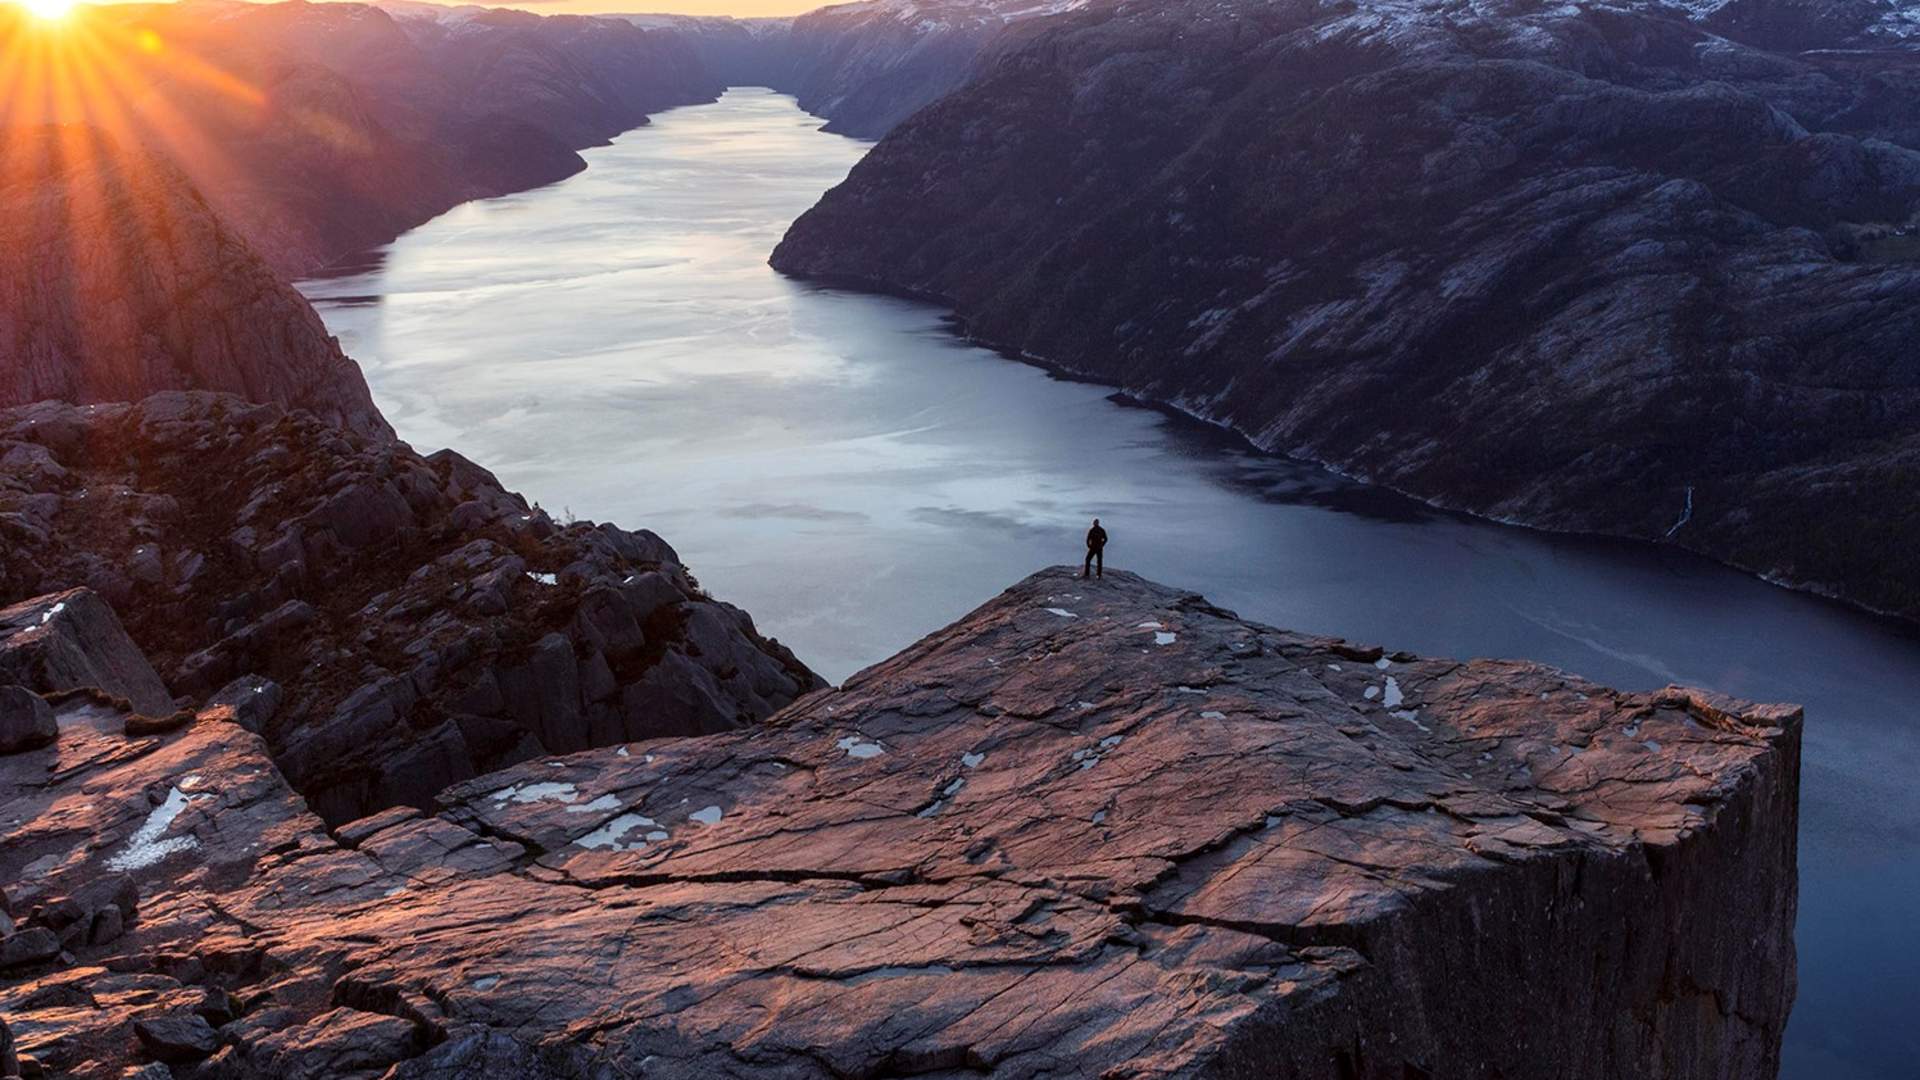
[1092,518,1100,526]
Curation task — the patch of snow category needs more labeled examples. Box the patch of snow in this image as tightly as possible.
[566,794,621,815]
[106,786,205,871]
[1137,621,1163,629]
[1098,735,1123,749]
[1391,709,1429,732]
[39,601,66,625]
[1091,810,1107,825]
[616,747,630,757]
[689,805,724,826]
[1374,657,1391,670]
[837,735,885,759]
[1364,686,1381,700]
[527,572,558,586]
[1643,740,1662,752]
[1201,710,1225,719]
[488,781,578,805]
[575,812,658,851]
[1327,663,1342,671]
[1044,608,1077,619]
[1076,701,1095,710]
[645,830,669,842]
[1382,678,1404,709]
[916,800,944,818]
[1175,686,1208,696]
[961,751,985,768]
[471,975,500,991]
[942,778,965,796]
[1154,632,1176,646]
[1664,486,1694,539]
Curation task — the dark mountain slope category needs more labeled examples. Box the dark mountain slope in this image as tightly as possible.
[773,0,1920,619]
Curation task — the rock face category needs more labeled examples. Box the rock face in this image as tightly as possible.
[0,567,1799,1078]
[0,392,820,825]
[772,0,1920,620]
[0,127,391,440]
[0,1,725,278]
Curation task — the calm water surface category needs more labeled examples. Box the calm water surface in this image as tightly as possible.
[301,88,1920,1078]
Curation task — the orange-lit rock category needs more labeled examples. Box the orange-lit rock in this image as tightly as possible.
[0,568,1797,1079]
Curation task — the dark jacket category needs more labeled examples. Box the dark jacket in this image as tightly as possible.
[1086,525,1108,551]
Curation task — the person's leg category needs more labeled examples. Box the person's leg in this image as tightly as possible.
[1083,549,1093,578]
[1095,549,1103,577]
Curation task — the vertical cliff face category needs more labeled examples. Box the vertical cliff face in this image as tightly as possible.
[0,568,1797,1077]
[0,126,391,439]
[770,0,1920,621]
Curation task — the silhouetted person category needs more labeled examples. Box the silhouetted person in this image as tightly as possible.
[1083,518,1107,579]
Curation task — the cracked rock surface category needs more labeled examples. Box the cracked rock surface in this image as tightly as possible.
[0,567,1797,1079]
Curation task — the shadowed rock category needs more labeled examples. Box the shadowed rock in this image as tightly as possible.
[0,567,1798,1078]
[0,590,173,716]
[0,393,821,825]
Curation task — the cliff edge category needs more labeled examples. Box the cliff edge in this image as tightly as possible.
[0,567,1798,1078]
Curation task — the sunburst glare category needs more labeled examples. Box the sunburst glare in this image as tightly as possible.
[20,0,76,21]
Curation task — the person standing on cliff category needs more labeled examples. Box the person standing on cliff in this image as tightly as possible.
[1082,518,1107,579]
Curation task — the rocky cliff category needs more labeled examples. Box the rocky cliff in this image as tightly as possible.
[771,0,1920,620]
[0,567,1797,1077]
[0,127,390,440]
[0,392,820,826]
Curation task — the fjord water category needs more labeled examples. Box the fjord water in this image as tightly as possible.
[301,88,1916,1077]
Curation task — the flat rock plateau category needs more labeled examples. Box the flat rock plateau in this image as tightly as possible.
[0,567,1800,1079]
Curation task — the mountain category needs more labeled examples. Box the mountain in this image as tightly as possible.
[0,567,1798,1078]
[772,0,1920,620]
[633,0,1093,138]
[0,126,390,438]
[0,1,724,277]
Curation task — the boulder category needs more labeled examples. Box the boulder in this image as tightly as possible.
[0,591,173,715]
[205,676,283,735]
[0,928,58,971]
[132,1015,219,1063]
[0,687,55,754]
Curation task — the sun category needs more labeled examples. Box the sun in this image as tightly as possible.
[20,0,76,20]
